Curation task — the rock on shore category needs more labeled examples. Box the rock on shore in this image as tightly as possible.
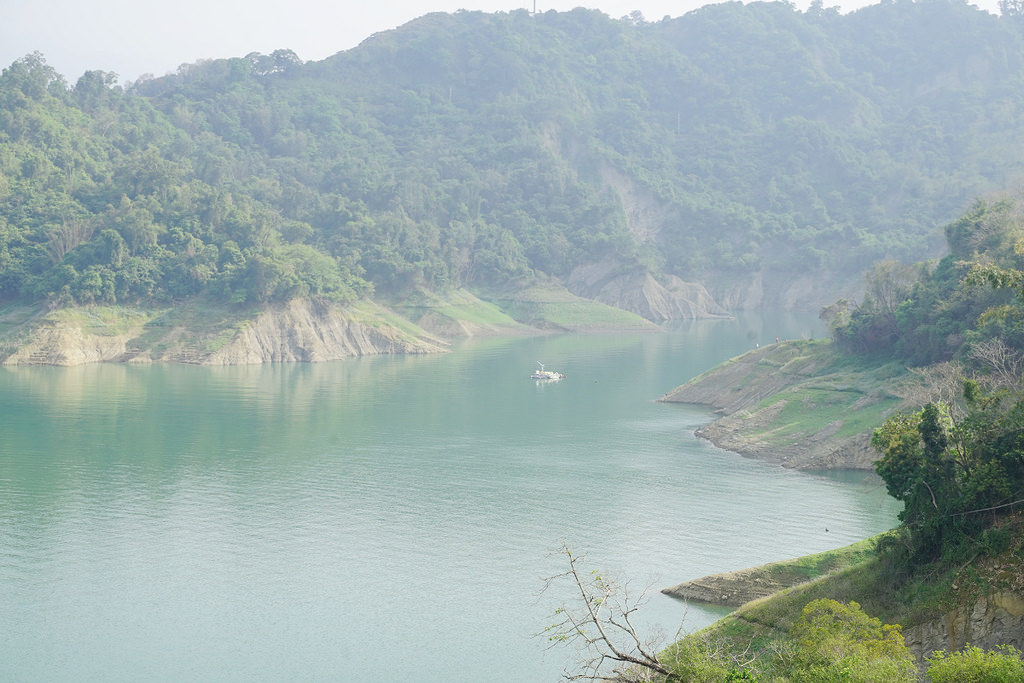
[662,565,800,607]
[662,540,877,607]
[198,299,447,365]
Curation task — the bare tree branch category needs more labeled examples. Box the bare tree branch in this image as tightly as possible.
[538,545,676,682]
[46,215,95,264]
[970,338,1024,390]
[894,361,969,418]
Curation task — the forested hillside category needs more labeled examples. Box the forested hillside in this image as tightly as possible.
[823,196,1024,366]
[612,192,1024,680]
[4,0,1024,320]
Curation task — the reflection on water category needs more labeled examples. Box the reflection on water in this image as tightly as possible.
[0,314,900,682]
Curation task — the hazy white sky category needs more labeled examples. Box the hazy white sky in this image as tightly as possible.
[1,0,1002,85]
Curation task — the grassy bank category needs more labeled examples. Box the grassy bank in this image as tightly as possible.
[492,285,656,330]
[664,514,1024,676]
[661,340,909,469]
[391,288,530,335]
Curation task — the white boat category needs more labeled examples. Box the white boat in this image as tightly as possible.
[530,362,565,380]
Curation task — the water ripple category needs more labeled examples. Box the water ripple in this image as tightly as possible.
[0,317,898,683]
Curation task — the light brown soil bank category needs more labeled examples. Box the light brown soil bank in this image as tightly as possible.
[658,340,907,470]
[0,300,447,366]
[565,257,731,321]
[0,280,740,366]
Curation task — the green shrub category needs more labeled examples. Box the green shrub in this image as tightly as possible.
[926,644,1024,683]
[781,599,917,683]
[660,636,748,682]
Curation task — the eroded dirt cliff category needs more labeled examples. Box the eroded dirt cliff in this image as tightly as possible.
[566,258,730,321]
[0,300,447,366]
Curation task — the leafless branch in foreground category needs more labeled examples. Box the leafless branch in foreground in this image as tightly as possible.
[537,544,676,682]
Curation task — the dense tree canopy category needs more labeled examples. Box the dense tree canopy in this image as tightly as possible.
[822,196,1024,365]
[5,1,1024,311]
[872,394,1024,561]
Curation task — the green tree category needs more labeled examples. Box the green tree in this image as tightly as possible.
[873,387,1024,563]
[780,599,916,683]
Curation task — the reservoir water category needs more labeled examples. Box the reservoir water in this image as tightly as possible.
[0,313,901,682]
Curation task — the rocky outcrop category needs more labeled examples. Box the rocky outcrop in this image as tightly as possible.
[905,592,1024,661]
[0,300,447,366]
[595,161,840,314]
[596,158,865,313]
[708,268,862,312]
[1,321,135,366]
[663,566,801,607]
[197,299,447,364]
[598,162,672,245]
[674,561,1024,669]
[694,410,880,470]
[566,258,730,321]
[663,540,877,607]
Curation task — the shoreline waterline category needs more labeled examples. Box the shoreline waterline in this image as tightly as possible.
[0,313,900,682]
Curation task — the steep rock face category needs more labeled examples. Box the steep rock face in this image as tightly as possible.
[596,161,863,313]
[566,258,730,321]
[904,592,1024,661]
[708,268,862,312]
[199,300,447,365]
[599,162,670,244]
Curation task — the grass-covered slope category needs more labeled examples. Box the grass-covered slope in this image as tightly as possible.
[683,514,1024,669]
[659,340,907,469]
[662,538,879,607]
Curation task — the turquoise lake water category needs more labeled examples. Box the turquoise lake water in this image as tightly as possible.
[0,313,901,682]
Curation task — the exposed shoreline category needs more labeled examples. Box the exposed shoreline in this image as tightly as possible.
[658,340,906,471]
[0,300,451,366]
[0,286,675,366]
[656,341,910,606]
[662,539,878,607]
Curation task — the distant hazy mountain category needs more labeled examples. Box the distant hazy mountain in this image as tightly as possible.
[4,0,1024,317]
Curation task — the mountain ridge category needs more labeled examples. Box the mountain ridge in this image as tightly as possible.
[6,1,1024,357]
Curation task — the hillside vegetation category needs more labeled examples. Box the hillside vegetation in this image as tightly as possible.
[595,181,1024,683]
[6,0,1024,341]
[664,519,1024,681]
